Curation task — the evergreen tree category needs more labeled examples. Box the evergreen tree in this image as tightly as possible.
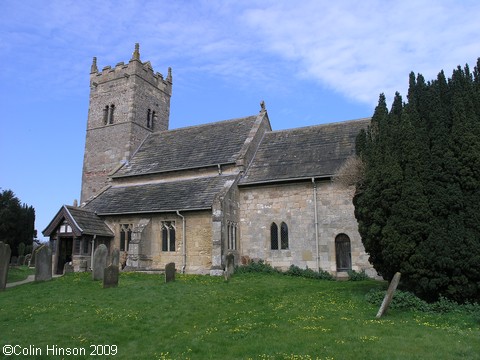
[0,189,35,258]
[355,61,480,302]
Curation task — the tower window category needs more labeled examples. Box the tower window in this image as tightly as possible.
[147,109,155,129]
[103,104,115,125]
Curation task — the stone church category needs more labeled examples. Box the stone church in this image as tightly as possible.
[43,44,374,277]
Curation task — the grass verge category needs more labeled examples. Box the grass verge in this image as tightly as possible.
[1,272,479,359]
[6,265,35,283]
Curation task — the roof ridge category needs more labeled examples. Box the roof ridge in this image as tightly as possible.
[165,115,258,133]
[269,117,371,134]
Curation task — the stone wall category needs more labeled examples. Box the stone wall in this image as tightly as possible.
[105,210,212,274]
[239,180,374,276]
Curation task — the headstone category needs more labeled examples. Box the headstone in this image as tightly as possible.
[35,245,52,282]
[64,263,74,274]
[103,264,119,288]
[92,244,108,281]
[24,254,32,266]
[18,255,25,266]
[79,260,88,272]
[224,253,235,280]
[165,262,175,283]
[0,242,12,291]
[29,248,36,267]
[376,272,401,318]
[111,248,120,268]
[10,256,18,266]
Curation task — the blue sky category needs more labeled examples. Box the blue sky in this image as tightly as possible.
[1,0,479,241]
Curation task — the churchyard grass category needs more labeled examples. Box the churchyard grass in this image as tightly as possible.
[1,272,479,360]
[6,265,35,283]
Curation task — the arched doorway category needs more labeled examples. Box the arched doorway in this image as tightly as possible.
[335,233,352,272]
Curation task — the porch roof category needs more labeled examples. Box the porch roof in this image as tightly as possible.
[42,205,114,237]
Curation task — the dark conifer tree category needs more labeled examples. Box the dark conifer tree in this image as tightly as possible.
[355,61,480,302]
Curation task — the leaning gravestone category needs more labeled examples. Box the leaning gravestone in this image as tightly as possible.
[376,272,401,318]
[103,264,119,288]
[165,262,175,283]
[35,245,52,282]
[92,244,108,281]
[0,242,12,291]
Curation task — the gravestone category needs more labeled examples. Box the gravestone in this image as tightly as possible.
[103,264,119,288]
[376,272,401,318]
[165,262,175,283]
[24,254,32,266]
[10,256,18,266]
[92,244,108,281]
[0,242,11,291]
[64,263,74,274]
[224,253,235,280]
[79,260,88,272]
[29,248,36,267]
[35,245,52,282]
[111,248,120,268]
[18,255,25,266]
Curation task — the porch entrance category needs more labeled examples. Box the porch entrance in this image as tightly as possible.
[57,237,73,274]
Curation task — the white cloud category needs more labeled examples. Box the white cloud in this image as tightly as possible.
[242,0,480,106]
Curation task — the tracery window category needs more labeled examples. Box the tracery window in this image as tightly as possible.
[228,221,237,250]
[103,104,115,125]
[120,224,132,252]
[162,221,176,252]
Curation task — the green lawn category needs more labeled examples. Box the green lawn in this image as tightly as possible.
[6,265,35,283]
[1,272,479,360]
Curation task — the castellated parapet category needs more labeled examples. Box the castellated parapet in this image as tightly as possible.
[81,44,172,204]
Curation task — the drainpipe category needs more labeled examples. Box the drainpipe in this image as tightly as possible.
[176,211,186,273]
[90,234,96,270]
[312,178,320,271]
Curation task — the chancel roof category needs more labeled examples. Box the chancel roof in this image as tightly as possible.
[114,116,258,178]
[42,205,114,237]
[240,118,369,185]
[85,175,237,215]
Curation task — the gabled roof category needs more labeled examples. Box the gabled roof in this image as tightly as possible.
[114,116,258,178]
[239,118,369,185]
[42,205,114,237]
[85,175,237,215]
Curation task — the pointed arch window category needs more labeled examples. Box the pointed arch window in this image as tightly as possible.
[120,224,132,251]
[103,104,115,125]
[280,222,289,249]
[162,221,176,252]
[270,222,278,250]
[335,233,352,271]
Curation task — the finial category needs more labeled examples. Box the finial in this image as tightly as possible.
[167,67,172,82]
[260,100,266,112]
[91,57,98,73]
[132,43,140,61]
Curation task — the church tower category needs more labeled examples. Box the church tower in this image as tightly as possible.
[80,44,172,204]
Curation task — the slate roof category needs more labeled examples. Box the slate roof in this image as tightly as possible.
[85,175,237,215]
[114,116,258,178]
[43,205,114,237]
[239,118,369,185]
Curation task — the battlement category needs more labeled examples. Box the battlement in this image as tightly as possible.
[90,43,172,94]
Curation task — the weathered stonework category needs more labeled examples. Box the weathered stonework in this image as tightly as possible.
[239,180,374,276]
[81,44,172,203]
